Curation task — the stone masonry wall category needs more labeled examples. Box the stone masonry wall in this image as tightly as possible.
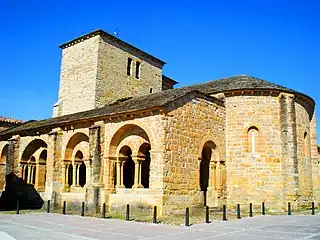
[54,36,100,116]
[310,112,320,204]
[95,36,163,107]
[295,101,313,206]
[225,94,283,211]
[162,94,226,214]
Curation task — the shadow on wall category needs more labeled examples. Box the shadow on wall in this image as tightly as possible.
[0,172,43,211]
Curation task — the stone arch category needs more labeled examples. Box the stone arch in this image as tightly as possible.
[63,133,89,189]
[244,124,264,154]
[109,124,151,157]
[247,126,259,154]
[198,136,221,159]
[21,139,47,162]
[0,144,8,190]
[199,140,217,206]
[65,132,89,160]
[21,139,47,189]
[0,144,8,165]
[110,124,152,189]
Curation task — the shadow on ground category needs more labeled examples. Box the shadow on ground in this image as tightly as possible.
[0,172,43,211]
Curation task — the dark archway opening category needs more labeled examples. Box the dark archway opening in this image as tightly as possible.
[67,164,73,187]
[123,148,134,188]
[79,162,86,187]
[200,146,212,206]
[141,145,151,188]
[24,166,29,182]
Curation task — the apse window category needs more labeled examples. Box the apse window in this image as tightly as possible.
[127,57,133,76]
[135,61,141,79]
[248,126,259,154]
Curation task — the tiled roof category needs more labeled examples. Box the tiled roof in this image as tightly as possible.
[0,117,24,124]
[0,74,314,139]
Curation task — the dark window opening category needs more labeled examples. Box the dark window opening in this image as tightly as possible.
[113,162,117,187]
[123,155,135,188]
[150,88,153,93]
[79,162,86,187]
[141,149,151,188]
[67,164,73,187]
[135,61,141,79]
[127,58,133,76]
[24,166,29,182]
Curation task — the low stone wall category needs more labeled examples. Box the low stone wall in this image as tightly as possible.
[108,188,162,215]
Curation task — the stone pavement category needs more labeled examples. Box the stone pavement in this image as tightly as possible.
[0,213,319,239]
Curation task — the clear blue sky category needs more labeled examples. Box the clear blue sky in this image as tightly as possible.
[1,0,319,143]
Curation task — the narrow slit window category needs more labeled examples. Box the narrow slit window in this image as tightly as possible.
[127,58,133,76]
[248,126,259,154]
[135,61,141,79]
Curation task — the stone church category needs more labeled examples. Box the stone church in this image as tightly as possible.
[0,29,319,214]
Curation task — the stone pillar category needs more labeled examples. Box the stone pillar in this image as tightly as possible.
[310,111,320,203]
[36,162,46,191]
[89,125,101,185]
[61,164,66,187]
[72,164,77,187]
[216,161,222,193]
[132,157,143,188]
[105,157,116,191]
[6,136,20,176]
[46,129,63,208]
[116,159,125,188]
[279,93,299,206]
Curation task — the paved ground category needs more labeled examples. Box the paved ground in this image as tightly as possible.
[0,213,319,239]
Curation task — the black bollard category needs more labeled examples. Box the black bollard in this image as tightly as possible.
[62,201,66,215]
[102,203,106,218]
[222,205,227,221]
[288,202,291,215]
[16,200,20,214]
[262,202,265,215]
[236,204,241,219]
[47,200,50,213]
[126,204,130,221]
[205,206,210,223]
[185,207,190,227]
[153,206,157,224]
[81,202,85,217]
[312,202,315,215]
[249,203,253,217]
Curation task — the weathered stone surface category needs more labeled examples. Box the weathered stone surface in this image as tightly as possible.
[0,30,319,216]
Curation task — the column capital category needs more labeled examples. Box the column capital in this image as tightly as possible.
[132,155,144,163]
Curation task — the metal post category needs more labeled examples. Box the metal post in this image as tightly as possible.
[205,206,210,223]
[153,206,157,224]
[237,204,241,219]
[102,203,106,218]
[62,201,66,215]
[185,207,189,227]
[288,202,291,215]
[47,200,50,213]
[16,200,20,214]
[262,202,265,215]
[81,202,84,217]
[222,205,227,221]
[249,203,253,217]
[126,204,130,221]
[312,202,315,215]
